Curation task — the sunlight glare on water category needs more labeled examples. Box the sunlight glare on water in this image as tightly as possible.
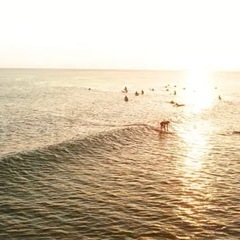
[178,120,212,191]
[184,69,215,112]
[176,121,213,229]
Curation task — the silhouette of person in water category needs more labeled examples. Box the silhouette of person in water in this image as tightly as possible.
[141,90,144,95]
[160,121,170,132]
[124,95,128,102]
[218,95,222,100]
[122,86,128,93]
[135,91,139,96]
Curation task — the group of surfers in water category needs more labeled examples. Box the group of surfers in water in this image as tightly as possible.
[122,85,223,133]
[123,86,182,105]
[123,87,145,101]
[123,86,171,132]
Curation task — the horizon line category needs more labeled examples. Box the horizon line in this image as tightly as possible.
[1,67,240,72]
[0,67,188,71]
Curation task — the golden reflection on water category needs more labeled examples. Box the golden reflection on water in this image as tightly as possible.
[179,69,214,186]
[179,69,213,183]
[183,69,215,112]
[176,123,212,224]
[173,69,215,221]
[180,124,209,175]
[175,119,213,226]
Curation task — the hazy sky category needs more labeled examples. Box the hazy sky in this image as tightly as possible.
[0,0,240,70]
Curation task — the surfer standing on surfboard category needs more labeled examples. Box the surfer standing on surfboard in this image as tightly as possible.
[160,120,170,132]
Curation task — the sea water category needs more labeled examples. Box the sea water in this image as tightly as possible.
[0,69,239,239]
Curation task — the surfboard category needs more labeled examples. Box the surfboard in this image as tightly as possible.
[233,131,240,134]
[150,126,172,134]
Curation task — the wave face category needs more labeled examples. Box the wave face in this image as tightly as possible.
[0,69,240,239]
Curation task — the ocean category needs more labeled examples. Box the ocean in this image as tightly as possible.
[0,69,239,239]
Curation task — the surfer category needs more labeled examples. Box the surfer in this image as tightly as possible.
[160,120,170,132]
[175,103,185,107]
[122,86,128,93]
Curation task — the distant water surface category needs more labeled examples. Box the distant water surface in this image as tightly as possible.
[0,69,239,239]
